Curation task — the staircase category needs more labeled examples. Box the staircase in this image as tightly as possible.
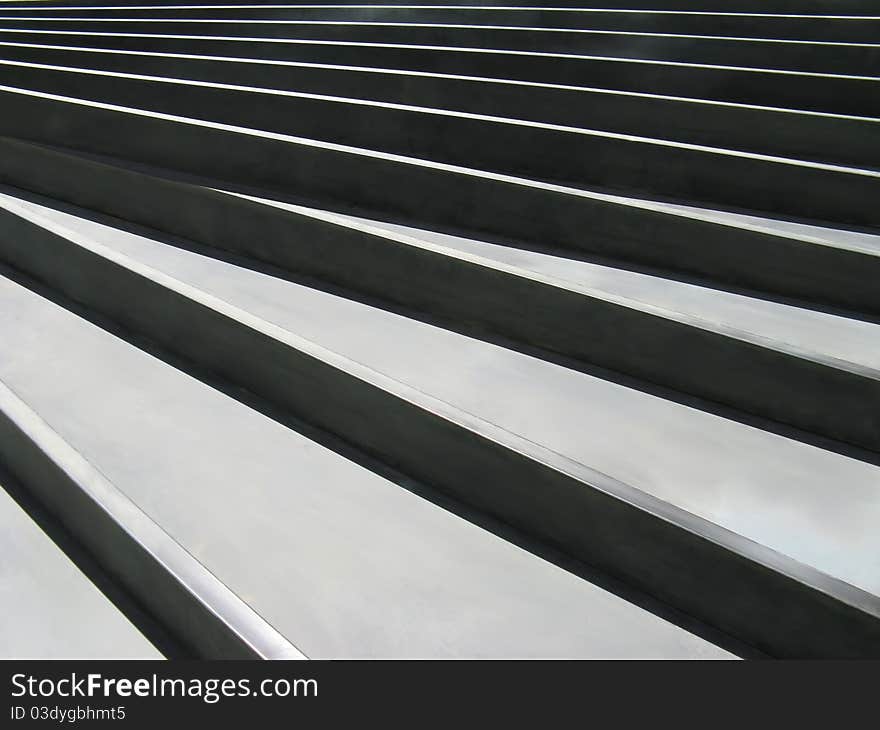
[0,0,878,659]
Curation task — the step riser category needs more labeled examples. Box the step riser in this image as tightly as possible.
[2,94,879,315]
[2,103,879,324]
[5,66,879,227]
[1,49,877,169]
[1,32,873,117]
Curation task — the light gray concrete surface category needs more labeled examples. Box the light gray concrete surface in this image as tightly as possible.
[0,273,731,659]
[5,197,879,603]
[0,479,161,659]
[257,197,880,374]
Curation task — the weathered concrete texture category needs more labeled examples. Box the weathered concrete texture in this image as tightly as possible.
[0,477,162,659]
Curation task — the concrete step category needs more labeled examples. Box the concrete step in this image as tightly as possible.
[0,189,878,657]
[1,31,874,116]
[3,64,879,223]
[0,48,877,169]
[0,18,876,74]
[0,269,733,659]
[1,93,879,316]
